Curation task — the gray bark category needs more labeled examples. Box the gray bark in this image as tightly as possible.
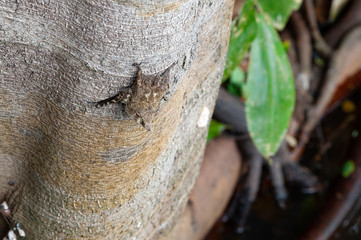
[0,0,233,239]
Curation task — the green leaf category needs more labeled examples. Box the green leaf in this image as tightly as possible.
[255,0,302,30]
[230,67,245,86]
[244,14,295,158]
[282,40,290,52]
[207,120,227,142]
[341,160,355,178]
[223,0,257,81]
[227,67,245,97]
[227,84,239,97]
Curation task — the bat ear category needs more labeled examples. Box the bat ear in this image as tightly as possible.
[134,63,142,86]
[133,63,141,68]
[159,63,175,85]
[162,62,176,76]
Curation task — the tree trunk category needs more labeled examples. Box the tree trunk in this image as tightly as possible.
[0,0,233,239]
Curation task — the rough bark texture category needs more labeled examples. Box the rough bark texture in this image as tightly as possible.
[0,0,233,239]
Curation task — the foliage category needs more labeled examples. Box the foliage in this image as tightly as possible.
[227,67,245,97]
[216,0,301,158]
[341,160,355,178]
[223,0,257,81]
[207,120,227,142]
[244,13,295,158]
[256,0,302,30]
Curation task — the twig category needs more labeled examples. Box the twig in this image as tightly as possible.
[304,0,333,57]
[233,138,263,233]
[213,88,320,231]
[289,12,313,137]
[292,27,361,160]
[270,155,288,209]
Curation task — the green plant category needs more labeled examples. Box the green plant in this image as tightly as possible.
[207,120,228,142]
[211,0,301,158]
